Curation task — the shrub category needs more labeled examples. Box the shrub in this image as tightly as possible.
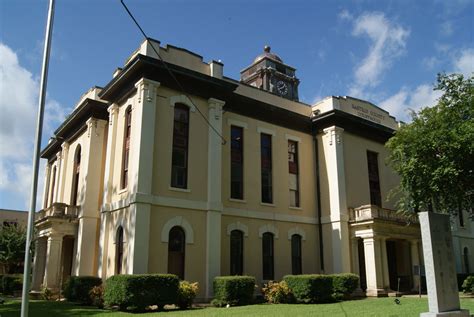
[103,274,179,312]
[63,276,102,304]
[176,281,199,309]
[262,281,294,304]
[331,273,359,298]
[41,286,53,301]
[89,285,104,308]
[2,274,23,295]
[212,276,255,307]
[462,275,474,294]
[284,274,333,303]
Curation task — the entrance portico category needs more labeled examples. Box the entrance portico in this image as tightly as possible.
[350,205,422,296]
[32,203,78,292]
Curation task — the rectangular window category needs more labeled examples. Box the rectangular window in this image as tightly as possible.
[262,232,274,280]
[288,140,300,207]
[230,230,244,275]
[171,105,189,189]
[231,126,244,199]
[291,234,302,275]
[121,107,132,189]
[261,134,273,204]
[367,151,382,207]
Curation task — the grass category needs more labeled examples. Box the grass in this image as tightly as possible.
[1,297,473,317]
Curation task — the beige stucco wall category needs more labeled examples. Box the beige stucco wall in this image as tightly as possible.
[0,209,28,227]
[343,132,399,210]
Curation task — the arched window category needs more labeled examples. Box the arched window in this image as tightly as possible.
[71,145,81,206]
[171,104,189,189]
[49,166,56,207]
[121,106,132,189]
[230,230,243,275]
[168,226,185,279]
[464,247,470,273]
[262,232,274,280]
[291,234,302,275]
[115,226,124,274]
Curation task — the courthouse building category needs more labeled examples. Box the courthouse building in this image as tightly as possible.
[30,39,472,299]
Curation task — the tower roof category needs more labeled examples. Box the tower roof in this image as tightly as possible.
[253,46,283,64]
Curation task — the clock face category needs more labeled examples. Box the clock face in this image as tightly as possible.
[276,81,288,96]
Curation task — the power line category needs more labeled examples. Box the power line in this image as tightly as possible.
[120,0,227,145]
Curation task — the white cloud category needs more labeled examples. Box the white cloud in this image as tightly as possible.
[349,12,410,96]
[0,43,67,209]
[440,21,453,36]
[338,9,353,21]
[379,84,442,122]
[422,56,440,70]
[453,48,474,77]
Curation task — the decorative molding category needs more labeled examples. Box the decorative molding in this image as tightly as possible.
[257,126,276,136]
[258,224,279,239]
[285,134,302,142]
[227,119,248,129]
[226,222,249,237]
[323,126,344,146]
[169,95,196,112]
[161,216,194,244]
[288,227,307,241]
[168,186,191,193]
[135,78,160,103]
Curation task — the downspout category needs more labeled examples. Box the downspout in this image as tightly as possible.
[313,134,325,273]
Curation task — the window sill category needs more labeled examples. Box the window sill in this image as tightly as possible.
[260,202,275,207]
[289,206,302,210]
[118,188,128,195]
[169,186,191,193]
[229,198,247,204]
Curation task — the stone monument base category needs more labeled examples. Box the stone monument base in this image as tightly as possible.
[420,309,470,317]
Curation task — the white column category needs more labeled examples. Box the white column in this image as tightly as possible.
[42,164,51,209]
[57,142,69,203]
[43,234,63,291]
[127,78,160,274]
[363,237,386,296]
[322,126,350,273]
[380,237,391,289]
[205,98,225,299]
[97,211,109,278]
[410,239,421,291]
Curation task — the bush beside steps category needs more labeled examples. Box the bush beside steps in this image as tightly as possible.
[63,276,102,305]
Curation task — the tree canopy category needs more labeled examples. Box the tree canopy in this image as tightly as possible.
[0,224,27,274]
[386,73,474,217]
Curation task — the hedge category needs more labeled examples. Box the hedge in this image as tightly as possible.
[331,273,359,297]
[284,274,333,303]
[212,276,255,306]
[63,276,102,304]
[103,274,179,312]
[2,274,23,295]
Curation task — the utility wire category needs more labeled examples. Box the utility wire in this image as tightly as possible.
[120,0,227,145]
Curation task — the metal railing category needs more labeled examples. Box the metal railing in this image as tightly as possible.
[349,205,418,224]
[36,202,78,222]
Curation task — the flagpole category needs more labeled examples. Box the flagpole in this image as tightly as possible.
[21,0,55,316]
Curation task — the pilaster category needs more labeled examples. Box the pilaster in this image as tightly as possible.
[31,237,47,291]
[57,142,69,203]
[42,164,51,209]
[322,126,350,273]
[103,104,119,204]
[53,152,62,204]
[127,78,159,274]
[205,97,225,299]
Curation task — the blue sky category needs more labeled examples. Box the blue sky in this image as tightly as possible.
[0,0,473,211]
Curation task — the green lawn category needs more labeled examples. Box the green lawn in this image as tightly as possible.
[1,298,473,317]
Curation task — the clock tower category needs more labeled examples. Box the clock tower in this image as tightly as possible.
[240,46,300,101]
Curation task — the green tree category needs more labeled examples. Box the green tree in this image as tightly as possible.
[386,73,474,217]
[0,224,27,274]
